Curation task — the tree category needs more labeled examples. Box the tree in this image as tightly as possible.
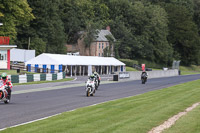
[16,0,66,54]
[166,4,200,65]
[0,0,34,44]
[83,22,100,56]
[60,0,109,44]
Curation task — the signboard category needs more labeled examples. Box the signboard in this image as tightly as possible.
[119,72,130,79]
[0,37,10,45]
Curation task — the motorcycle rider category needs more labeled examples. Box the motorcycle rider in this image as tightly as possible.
[88,74,96,92]
[141,70,148,82]
[93,72,100,86]
[1,73,12,99]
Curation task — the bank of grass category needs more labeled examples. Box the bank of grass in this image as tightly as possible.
[163,105,200,133]
[126,66,138,71]
[0,70,36,75]
[13,78,74,86]
[2,79,200,133]
[179,65,200,75]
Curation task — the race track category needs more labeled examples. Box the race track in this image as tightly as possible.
[0,74,199,129]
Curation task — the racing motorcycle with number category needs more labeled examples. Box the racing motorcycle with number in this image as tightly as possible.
[85,79,95,97]
[0,81,11,104]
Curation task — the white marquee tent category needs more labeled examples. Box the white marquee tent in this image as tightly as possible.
[25,53,125,76]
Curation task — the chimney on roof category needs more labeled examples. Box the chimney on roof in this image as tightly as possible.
[106,26,110,31]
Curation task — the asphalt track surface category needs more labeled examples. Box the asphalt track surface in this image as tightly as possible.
[0,74,199,130]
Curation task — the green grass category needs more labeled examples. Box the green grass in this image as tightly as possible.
[180,65,200,75]
[13,78,74,86]
[0,70,36,75]
[163,104,200,133]
[2,79,200,133]
[126,66,138,71]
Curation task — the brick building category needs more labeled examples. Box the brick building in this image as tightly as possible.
[66,26,115,57]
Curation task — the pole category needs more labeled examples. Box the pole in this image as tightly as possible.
[28,37,30,50]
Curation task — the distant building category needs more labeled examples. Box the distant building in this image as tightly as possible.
[66,26,115,57]
[0,37,17,69]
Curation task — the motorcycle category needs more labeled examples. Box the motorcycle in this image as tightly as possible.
[141,72,148,84]
[85,79,95,97]
[94,75,101,90]
[0,81,11,104]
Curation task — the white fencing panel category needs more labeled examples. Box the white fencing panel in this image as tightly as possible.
[11,48,35,62]
[46,74,52,81]
[33,74,40,81]
[0,61,7,69]
[57,72,63,80]
[19,75,27,83]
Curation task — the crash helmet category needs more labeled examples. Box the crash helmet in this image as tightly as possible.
[90,74,95,78]
[94,72,98,75]
[1,73,7,80]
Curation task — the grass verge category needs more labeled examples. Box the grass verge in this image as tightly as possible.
[0,70,36,75]
[126,66,138,71]
[13,78,74,86]
[163,104,200,133]
[180,65,200,75]
[2,80,200,133]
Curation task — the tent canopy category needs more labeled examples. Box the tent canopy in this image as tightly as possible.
[25,53,125,66]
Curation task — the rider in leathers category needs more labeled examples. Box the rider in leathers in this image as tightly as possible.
[1,73,12,99]
[141,70,148,81]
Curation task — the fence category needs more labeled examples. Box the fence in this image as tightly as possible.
[26,65,62,74]
[0,72,66,83]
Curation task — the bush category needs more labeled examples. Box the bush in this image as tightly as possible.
[119,59,138,67]
[138,59,165,69]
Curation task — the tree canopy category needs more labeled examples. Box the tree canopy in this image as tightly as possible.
[1,0,200,66]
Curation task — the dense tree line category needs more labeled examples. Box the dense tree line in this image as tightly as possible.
[0,0,200,66]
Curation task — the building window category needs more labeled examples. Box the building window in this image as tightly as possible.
[99,53,100,56]
[106,42,108,47]
[0,50,7,61]
[102,43,104,49]
[102,53,104,57]
[99,43,101,49]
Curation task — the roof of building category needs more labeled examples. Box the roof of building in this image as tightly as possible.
[25,53,125,66]
[0,45,17,50]
[96,30,115,42]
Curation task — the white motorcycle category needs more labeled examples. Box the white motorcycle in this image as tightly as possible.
[0,81,10,104]
[85,79,95,97]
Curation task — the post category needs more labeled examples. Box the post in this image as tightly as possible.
[7,49,10,70]
[80,66,82,76]
[28,37,30,50]
[101,66,102,75]
[106,66,108,74]
[83,66,85,76]
[71,65,72,77]
[75,66,77,77]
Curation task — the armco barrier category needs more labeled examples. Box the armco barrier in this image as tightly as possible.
[19,75,27,83]
[120,69,179,81]
[40,74,46,81]
[57,73,63,80]
[52,74,57,80]
[6,72,66,83]
[46,74,52,81]
[34,74,40,81]
[11,75,19,83]
[27,74,34,82]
